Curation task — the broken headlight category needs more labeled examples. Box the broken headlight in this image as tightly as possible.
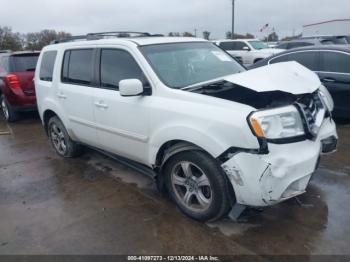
[248,105,305,140]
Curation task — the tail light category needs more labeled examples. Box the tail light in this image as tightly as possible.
[5,74,22,94]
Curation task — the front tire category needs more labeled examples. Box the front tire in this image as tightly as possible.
[48,116,83,158]
[1,95,19,122]
[164,150,231,222]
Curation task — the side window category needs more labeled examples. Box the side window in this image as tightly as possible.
[219,42,236,51]
[0,56,9,76]
[234,42,249,50]
[289,42,314,49]
[40,51,57,81]
[276,43,288,49]
[269,54,290,64]
[287,51,318,71]
[320,51,350,74]
[62,49,94,85]
[100,49,144,90]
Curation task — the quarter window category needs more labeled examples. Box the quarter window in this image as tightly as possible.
[100,49,144,90]
[62,49,94,85]
[320,51,350,74]
[40,51,57,81]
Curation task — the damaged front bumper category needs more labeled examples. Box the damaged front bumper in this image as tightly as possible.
[222,117,337,207]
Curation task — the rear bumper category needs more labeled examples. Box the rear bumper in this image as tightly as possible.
[222,118,337,207]
[5,91,36,109]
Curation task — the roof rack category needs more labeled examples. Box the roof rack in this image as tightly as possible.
[52,31,163,44]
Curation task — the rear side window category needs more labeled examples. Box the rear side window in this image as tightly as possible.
[0,56,9,75]
[219,42,236,51]
[9,54,39,72]
[100,49,144,90]
[320,51,350,73]
[270,54,290,64]
[40,51,57,81]
[271,51,318,71]
[287,51,318,71]
[276,43,288,49]
[62,49,94,85]
[234,42,249,50]
[288,42,314,49]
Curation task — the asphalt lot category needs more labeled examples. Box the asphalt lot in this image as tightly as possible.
[0,113,350,256]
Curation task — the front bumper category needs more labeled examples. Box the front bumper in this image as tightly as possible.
[222,117,337,207]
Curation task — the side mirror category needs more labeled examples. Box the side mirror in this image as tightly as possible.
[243,46,250,51]
[119,79,144,97]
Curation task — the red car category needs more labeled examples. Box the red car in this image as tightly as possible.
[0,51,40,122]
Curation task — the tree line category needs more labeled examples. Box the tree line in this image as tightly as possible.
[0,26,71,51]
[0,25,300,51]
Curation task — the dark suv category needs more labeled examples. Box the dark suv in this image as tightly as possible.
[0,51,40,121]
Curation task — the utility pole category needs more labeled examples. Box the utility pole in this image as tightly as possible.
[232,0,235,39]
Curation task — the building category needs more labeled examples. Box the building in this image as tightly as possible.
[303,19,350,37]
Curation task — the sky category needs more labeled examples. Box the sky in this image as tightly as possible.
[0,0,349,39]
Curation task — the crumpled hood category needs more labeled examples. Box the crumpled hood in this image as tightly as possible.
[224,61,321,95]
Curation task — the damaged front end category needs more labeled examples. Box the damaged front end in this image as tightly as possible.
[192,62,338,211]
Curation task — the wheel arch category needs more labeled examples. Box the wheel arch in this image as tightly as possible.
[154,139,237,208]
[43,109,59,135]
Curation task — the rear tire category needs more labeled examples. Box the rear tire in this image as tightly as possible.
[164,150,231,222]
[1,95,19,122]
[48,116,83,158]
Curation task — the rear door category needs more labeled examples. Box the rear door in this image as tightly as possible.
[58,48,98,146]
[318,50,350,117]
[93,47,151,164]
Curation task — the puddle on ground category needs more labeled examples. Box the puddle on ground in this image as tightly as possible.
[207,219,260,237]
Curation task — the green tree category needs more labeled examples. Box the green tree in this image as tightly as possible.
[0,26,23,51]
[183,32,194,37]
[25,30,71,50]
[202,31,211,40]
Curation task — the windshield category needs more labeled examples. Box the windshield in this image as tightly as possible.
[140,42,245,89]
[248,41,269,50]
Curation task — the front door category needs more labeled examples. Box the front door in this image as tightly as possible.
[93,48,151,164]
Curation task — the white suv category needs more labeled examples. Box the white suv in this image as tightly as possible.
[214,39,284,66]
[35,32,337,222]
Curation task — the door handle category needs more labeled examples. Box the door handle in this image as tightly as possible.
[57,93,67,99]
[322,78,336,83]
[94,101,109,109]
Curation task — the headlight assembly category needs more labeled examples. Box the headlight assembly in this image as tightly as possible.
[248,105,305,140]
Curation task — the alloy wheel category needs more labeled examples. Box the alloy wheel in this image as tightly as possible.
[50,123,67,155]
[1,98,9,120]
[171,161,212,212]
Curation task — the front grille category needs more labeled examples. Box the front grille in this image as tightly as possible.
[298,92,326,137]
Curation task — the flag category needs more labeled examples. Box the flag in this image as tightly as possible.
[260,23,269,32]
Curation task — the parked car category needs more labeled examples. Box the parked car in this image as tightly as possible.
[35,32,337,222]
[213,39,283,66]
[0,51,40,121]
[250,45,350,119]
[276,36,349,50]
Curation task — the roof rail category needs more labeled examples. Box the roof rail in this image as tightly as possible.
[52,31,163,44]
[0,50,12,53]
